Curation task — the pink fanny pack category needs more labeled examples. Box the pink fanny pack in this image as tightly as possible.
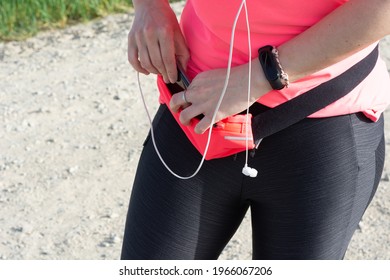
[157,75,255,160]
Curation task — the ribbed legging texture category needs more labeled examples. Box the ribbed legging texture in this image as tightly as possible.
[121,105,385,260]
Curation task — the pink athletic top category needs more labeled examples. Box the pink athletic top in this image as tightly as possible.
[180,0,390,121]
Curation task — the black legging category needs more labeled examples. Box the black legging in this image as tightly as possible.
[121,104,385,260]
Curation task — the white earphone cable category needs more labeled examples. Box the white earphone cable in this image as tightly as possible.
[243,0,252,169]
[138,0,255,179]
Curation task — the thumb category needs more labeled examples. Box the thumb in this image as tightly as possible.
[175,36,190,71]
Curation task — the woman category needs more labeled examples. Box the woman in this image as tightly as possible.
[121,0,390,259]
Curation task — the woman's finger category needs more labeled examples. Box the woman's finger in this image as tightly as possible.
[127,34,149,74]
[170,90,190,113]
[159,40,177,83]
[193,115,213,134]
[144,29,170,80]
[179,103,204,126]
[135,34,160,75]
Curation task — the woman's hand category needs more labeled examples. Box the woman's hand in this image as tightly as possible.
[128,0,189,83]
[170,62,272,134]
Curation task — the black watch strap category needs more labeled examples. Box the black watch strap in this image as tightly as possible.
[258,45,288,90]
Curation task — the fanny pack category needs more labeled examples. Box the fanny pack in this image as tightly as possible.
[157,45,378,160]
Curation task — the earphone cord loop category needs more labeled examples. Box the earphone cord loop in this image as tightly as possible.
[137,0,250,179]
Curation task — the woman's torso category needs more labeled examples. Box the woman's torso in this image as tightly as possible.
[180,0,390,120]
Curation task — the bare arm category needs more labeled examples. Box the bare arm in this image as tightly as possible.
[278,0,390,83]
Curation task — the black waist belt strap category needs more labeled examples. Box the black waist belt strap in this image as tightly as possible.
[252,45,379,143]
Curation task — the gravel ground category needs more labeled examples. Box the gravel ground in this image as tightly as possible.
[0,2,389,260]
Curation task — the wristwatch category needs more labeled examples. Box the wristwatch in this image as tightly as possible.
[258,45,289,90]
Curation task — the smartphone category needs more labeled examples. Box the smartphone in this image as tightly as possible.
[177,63,190,89]
[165,65,203,120]
[166,64,191,94]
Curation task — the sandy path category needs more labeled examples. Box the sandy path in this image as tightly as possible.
[0,2,389,260]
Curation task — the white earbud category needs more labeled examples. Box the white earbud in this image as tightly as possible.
[242,165,258,177]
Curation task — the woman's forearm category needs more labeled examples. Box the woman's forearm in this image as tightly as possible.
[278,0,390,83]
